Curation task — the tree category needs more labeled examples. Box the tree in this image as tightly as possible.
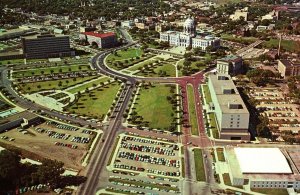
[36,159,64,189]
[0,150,20,191]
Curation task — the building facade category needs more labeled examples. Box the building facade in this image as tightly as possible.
[22,34,74,59]
[159,17,220,50]
[207,74,250,140]
[278,59,300,78]
[230,8,248,21]
[0,111,42,133]
[79,32,117,48]
[217,55,243,76]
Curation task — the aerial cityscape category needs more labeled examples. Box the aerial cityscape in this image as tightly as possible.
[0,0,300,194]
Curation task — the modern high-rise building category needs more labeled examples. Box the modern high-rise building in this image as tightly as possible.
[207,73,250,140]
[22,34,74,59]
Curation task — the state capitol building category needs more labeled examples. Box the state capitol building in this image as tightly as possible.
[160,17,220,50]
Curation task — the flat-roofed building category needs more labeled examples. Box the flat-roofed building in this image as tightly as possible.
[208,74,250,140]
[79,32,117,48]
[22,34,74,59]
[0,111,42,133]
[226,147,300,189]
[217,55,243,76]
[278,59,300,79]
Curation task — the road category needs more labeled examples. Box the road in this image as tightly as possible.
[77,29,138,195]
[0,67,99,128]
[1,27,217,194]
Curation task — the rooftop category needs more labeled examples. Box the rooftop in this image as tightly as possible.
[208,74,248,114]
[234,148,292,174]
[218,55,242,63]
[0,111,38,125]
[279,59,300,67]
[82,32,115,38]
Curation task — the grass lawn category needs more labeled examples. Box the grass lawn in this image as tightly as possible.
[208,113,219,139]
[109,178,179,192]
[13,64,91,78]
[67,82,121,119]
[107,136,120,166]
[67,76,111,94]
[127,58,157,72]
[221,34,257,44]
[216,148,225,162]
[178,60,207,77]
[17,76,97,94]
[202,85,212,104]
[181,158,185,178]
[132,84,175,130]
[0,59,25,65]
[106,48,142,62]
[263,38,300,53]
[223,173,232,186]
[187,85,199,136]
[137,63,176,77]
[194,148,206,181]
[251,188,288,195]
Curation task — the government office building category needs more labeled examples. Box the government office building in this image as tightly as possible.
[22,34,74,59]
[207,73,250,140]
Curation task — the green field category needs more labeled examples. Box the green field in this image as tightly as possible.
[202,85,212,104]
[194,149,206,181]
[67,83,121,119]
[136,63,176,77]
[263,38,300,53]
[187,85,199,136]
[109,178,179,192]
[106,48,142,62]
[67,76,111,94]
[178,60,207,77]
[0,59,25,65]
[216,148,225,161]
[127,58,157,72]
[17,76,97,94]
[223,173,232,186]
[13,64,91,78]
[132,84,175,130]
[208,113,219,139]
[221,34,257,44]
[251,188,288,195]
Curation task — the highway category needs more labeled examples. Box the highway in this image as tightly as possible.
[77,28,138,195]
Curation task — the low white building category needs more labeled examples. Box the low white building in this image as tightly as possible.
[226,147,300,189]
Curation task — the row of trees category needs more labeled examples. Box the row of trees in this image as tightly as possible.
[0,150,86,193]
[246,68,281,86]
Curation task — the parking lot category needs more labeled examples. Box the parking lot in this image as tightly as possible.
[249,87,300,132]
[0,120,96,169]
[105,134,182,194]
[112,135,181,178]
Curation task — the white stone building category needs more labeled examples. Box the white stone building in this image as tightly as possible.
[159,17,220,50]
[207,74,250,140]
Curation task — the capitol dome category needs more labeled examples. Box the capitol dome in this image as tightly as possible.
[183,16,196,36]
[184,17,195,28]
